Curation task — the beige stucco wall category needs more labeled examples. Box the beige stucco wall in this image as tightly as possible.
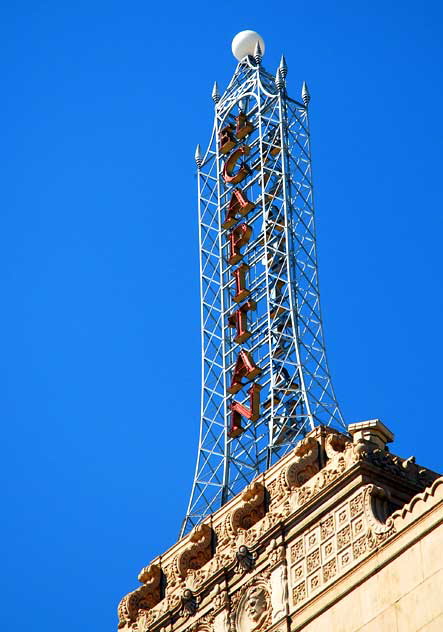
[300,518,443,632]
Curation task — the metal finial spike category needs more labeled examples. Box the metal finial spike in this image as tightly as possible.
[302,81,311,106]
[212,81,220,104]
[275,67,284,91]
[279,55,288,79]
[195,144,202,168]
[238,99,245,112]
[254,40,262,65]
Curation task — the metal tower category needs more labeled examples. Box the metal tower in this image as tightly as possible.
[181,33,346,537]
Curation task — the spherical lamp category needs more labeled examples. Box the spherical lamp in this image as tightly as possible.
[231,30,265,61]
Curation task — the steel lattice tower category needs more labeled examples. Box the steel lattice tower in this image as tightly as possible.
[181,34,346,537]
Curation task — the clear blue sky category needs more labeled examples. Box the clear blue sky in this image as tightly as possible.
[1,1,442,630]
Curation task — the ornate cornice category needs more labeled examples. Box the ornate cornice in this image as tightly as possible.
[176,523,213,579]
[117,425,441,632]
[118,564,162,629]
[390,475,443,526]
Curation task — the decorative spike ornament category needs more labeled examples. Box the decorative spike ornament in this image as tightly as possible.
[279,55,288,80]
[212,81,220,104]
[254,40,262,65]
[275,67,284,91]
[302,81,311,106]
[195,144,202,168]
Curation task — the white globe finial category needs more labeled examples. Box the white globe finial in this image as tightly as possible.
[232,30,265,62]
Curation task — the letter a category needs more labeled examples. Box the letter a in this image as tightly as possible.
[227,350,261,394]
[222,189,255,229]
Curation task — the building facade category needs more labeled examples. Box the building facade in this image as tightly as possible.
[118,419,443,631]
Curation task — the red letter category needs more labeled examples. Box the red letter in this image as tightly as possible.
[232,263,250,303]
[235,112,254,139]
[222,188,255,229]
[227,350,261,395]
[223,146,251,184]
[231,383,262,422]
[219,123,236,155]
[229,223,252,265]
[228,410,245,438]
[228,300,256,344]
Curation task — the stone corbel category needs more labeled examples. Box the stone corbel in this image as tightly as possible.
[176,523,213,579]
[228,481,266,535]
[118,563,162,628]
[324,431,351,460]
[284,436,320,490]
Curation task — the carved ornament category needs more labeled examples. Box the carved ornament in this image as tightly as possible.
[228,481,266,536]
[231,576,272,632]
[118,564,162,628]
[284,436,319,489]
[176,523,213,579]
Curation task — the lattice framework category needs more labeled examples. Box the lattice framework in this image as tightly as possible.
[181,54,345,536]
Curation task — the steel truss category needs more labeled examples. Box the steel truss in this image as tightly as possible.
[181,54,346,536]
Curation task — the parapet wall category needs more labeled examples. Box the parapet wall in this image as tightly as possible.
[118,421,442,632]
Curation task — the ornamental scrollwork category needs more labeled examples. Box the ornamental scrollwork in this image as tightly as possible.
[227,481,266,538]
[176,523,213,579]
[118,564,162,629]
[284,436,319,489]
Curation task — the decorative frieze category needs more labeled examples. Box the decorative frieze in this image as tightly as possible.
[287,484,397,609]
[117,423,441,632]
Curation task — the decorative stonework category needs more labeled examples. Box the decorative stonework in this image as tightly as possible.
[390,476,443,526]
[320,515,334,540]
[232,576,272,632]
[289,485,395,606]
[287,483,398,609]
[266,538,286,568]
[306,549,320,573]
[292,580,306,605]
[117,423,441,632]
[118,564,162,628]
[186,615,213,632]
[228,481,266,536]
[284,436,319,489]
[176,523,213,578]
[209,583,229,613]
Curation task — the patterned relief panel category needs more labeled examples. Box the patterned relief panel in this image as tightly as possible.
[288,485,394,608]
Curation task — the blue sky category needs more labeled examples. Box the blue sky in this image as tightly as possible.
[1,1,442,630]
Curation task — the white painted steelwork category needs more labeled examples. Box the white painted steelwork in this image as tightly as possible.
[181,50,345,536]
